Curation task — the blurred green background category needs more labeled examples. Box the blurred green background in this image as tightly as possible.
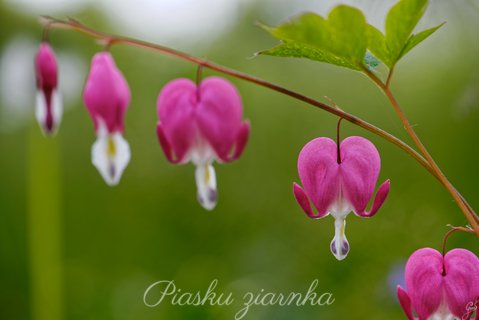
[1,0,479,319]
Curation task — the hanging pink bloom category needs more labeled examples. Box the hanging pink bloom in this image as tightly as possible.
[34,42,62,136]
[293,136,390,260]
[397,248,479,320]
[83,52,131,186]
[156,77,250,210]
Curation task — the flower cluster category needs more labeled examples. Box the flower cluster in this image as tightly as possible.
[34,43,250,209]
[32,14,479,320]
[34,39,394,259]
[34,30,479,320]
[33,42,392,253]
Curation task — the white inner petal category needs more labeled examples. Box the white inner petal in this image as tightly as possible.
[51,88,63,132]
[329,187,352,219]
[195,163,217,211]
[328,187,352,261]
[429,313,457,320]
[92,128,131,186]
[35,90,47,132]
[190,135,216,166]
[429,302,457,320]
[34,89,63,135]
[331,217,349,261]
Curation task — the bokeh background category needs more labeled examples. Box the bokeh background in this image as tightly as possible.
[1,0,479,319]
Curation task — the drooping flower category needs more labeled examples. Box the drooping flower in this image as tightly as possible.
[156,77,250,210]
[397,248,479,320]
[34,42,62,136]
[293,136,390,260]
[83,52,131,186]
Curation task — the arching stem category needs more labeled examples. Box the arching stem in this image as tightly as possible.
[40,16,479,237]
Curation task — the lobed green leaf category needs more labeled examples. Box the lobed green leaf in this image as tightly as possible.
[367,24,391,67]
[385,0,428,62]
[259,0,443,73]
[259,41,360,70]
[399,22,445,59]
[259,5,368,70]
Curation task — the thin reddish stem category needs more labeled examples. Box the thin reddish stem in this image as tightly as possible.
[41,17,433,174]
[336,118,343,164]
[41,16,478,236]
[442,226,474,257]
[364,67,479,235]
[196,64,204,100]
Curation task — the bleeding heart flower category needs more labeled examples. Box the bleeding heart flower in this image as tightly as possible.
[83,52,131,186]
[293,136,390,260]
[397,248,479,320]
[156,77,250,210]
[34,42,62,136]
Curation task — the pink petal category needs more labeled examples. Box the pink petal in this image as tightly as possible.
[443,249,479,318]
[83,52,130,133]
[397,286,416,320]
[293,183,327,219]
[195,77,245,161]
[297,137,340,216]
[231,121,250,160]
[35,42,58,89]
[218,120,250,163]
[354,179,390,217]
[340,136,382,216]
[405,248,444,320]
[156,78,197,163]
[156,123,181,164]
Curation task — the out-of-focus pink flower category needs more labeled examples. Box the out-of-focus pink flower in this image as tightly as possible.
[397,248,479,320]
[34,42,62,135]
[83,52,131,186]
[293,136,390,260]
[156,77,250,210]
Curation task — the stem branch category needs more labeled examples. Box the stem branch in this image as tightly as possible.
[442,225,474,257]
[364,68,479,235]
[41,16,479,237]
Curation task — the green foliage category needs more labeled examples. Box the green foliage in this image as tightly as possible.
[381,0,444,67]
[367,24,392,67]
[385,0,429,62]
[258,6,368,71]
[399,22,445,59]
[260,0,444,71]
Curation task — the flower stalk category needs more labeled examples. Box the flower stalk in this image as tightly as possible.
[40,16,479,236]
[364,67,479,234]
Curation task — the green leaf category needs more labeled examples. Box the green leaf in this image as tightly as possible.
[367,24,391,67]
[399,22,445,59]
[385,0,428,62]
[259,5,368,70]
[259,41,360,70]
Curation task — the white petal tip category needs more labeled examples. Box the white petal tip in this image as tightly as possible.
[330,218,350,261]
[330,238,350,261]
[195,164,217,211]
[92,132,130,186]
[35,89,63,136]
[197,189,218,211]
